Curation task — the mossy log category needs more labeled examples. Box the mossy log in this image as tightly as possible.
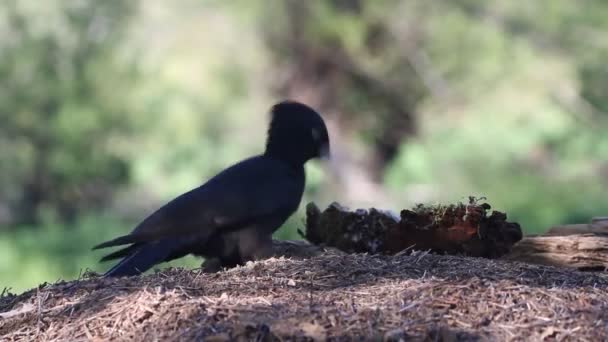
[295,201,608,271]
[302,198,523,259]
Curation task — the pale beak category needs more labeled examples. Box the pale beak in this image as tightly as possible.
[319,143,330,160]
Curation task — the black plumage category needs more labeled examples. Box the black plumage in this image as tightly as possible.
[93,101,330,277]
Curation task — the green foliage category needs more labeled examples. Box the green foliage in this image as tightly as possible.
[0,0,138,225]
[0,216,122,291]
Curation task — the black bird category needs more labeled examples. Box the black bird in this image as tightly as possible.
[93,101,330,277]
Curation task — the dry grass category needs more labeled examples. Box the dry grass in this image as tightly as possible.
[1,250,607,341]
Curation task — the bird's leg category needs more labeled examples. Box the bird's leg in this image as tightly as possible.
[237,227,274,263]
[201,258,223,273]
[200,228,273,272]
[250,238,274,260]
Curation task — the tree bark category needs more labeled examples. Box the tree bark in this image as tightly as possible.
[502,233,608,271]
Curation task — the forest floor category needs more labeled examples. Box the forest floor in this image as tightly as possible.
[1,249,607,341]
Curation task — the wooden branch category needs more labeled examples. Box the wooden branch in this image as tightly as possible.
[502,233,608,271]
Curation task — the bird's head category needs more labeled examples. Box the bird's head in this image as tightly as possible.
[265,100,330,166]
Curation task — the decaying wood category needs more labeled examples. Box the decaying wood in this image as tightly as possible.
[545,217,608,236]
[502,233,608,271]
[303,199,523,259]
[299,201,608,271]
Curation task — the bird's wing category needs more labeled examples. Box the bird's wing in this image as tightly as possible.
[93,156,304,250]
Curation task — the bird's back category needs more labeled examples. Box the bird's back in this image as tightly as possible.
[131,155,305,239]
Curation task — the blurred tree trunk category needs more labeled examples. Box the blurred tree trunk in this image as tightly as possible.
[263,0,427,188]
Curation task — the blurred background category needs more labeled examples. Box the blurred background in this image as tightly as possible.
[1,0,608,292]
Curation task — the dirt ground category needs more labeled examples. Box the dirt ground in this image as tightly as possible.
[1,250,607,341]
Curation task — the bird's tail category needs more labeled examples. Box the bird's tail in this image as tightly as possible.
[103,240,184,277]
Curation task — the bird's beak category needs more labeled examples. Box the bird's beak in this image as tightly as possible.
[319,143,330,160]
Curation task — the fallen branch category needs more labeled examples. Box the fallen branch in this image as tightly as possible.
[502,233,608,271]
